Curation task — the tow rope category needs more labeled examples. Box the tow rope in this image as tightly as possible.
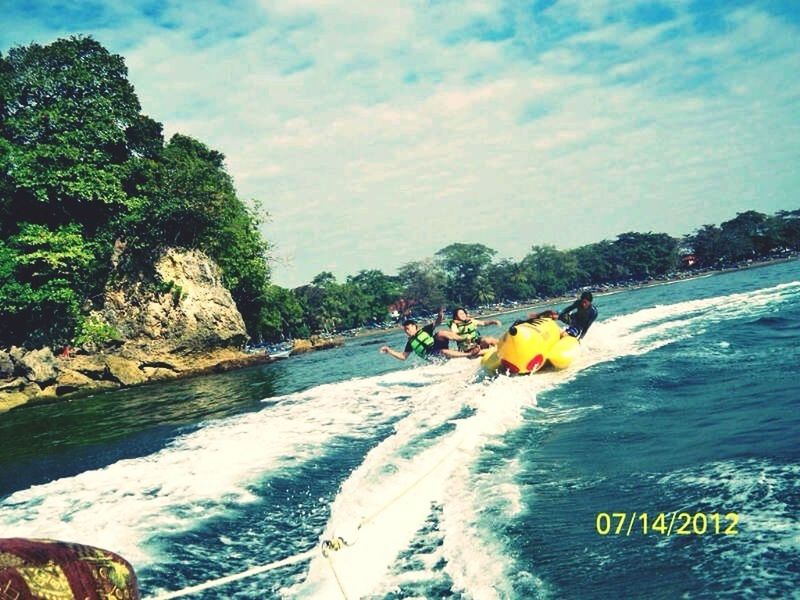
[147,547,317,600]
[149,397,470,599]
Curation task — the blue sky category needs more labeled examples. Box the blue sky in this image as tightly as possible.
[3,0,799,287]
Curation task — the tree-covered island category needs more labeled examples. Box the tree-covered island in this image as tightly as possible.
[1,37,798,410]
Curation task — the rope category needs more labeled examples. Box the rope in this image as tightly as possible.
[147,547,317,600]
[324,551,351,600]
[148,404,470,599]
[358,438,463,530]
[316,438,465,600]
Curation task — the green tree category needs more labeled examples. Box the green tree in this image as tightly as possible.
[0,223,95,346]
[689,224,723,267]
[0,37,141,229]
[125,114,164,160]
[311,271,337,288]
[435,243,497,305]
[0,37,163,346]
[347,269,403,323]
[719,211,775,260]
[569,241,616,286]
[775,209,800,250]
[123,134,234,251]
[121,134,272,336]
[398,260,447,313]
[257,284,307,341]
[0,37,277,346]
[201,198,272,337]
[611,232,679,279]
[473,274,496,305]
[488,259,533,301]
[520,245,577,297]
[294,272,356,333]
[294,282,326,333]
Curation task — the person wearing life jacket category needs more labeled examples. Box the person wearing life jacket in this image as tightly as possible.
[448,307,501,352]
[558,291,598,339]
[379,308,480,361]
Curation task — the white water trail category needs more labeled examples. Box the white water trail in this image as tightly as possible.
[1,279,796,598]
[0,373,438,565]
[293,280,800,599]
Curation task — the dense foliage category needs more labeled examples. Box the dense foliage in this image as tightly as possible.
[291,211,798,336]
[0,37,273,347]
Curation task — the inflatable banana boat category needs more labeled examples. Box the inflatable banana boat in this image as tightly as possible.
[481,317,579,375]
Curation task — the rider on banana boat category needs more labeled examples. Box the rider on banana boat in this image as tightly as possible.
[448,307,501,353]
[558,291,597,339]
[380,308,481,361]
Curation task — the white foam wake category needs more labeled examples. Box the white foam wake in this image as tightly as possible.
[0,371,447,565]
[1,278,796,596]
[293,279,800,599]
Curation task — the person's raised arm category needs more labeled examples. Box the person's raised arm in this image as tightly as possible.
[559,301,578,322]
[379,346,409,361]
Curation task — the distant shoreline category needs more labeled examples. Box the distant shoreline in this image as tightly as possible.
[3,255,795,413]
[349,254,800,340]
[486,255,800,318]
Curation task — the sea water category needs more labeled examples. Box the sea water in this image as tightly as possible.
[1,261,798,599]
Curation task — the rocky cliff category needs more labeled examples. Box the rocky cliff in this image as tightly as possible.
[99,248,248,355]
[0,248,272,413]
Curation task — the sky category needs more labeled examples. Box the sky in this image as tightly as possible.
[2,0,799,287]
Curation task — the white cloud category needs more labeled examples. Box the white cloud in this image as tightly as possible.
[2,0,798,286]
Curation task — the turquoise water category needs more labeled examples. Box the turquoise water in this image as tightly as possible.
[1,261,798,598]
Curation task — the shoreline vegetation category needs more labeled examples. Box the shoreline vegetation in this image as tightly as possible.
[349,254,800,340]
[3,254,795,415]
[1,37,799,413]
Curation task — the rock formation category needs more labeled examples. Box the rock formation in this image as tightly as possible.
[290,335,345,355]
[99,248,248,355]
[0,249,272,413]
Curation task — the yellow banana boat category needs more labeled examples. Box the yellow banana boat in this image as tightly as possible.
[481,317,579,375]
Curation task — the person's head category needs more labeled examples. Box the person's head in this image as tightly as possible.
[579,291,593,309]
[402,319,419,336]
[452,307,468,321]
